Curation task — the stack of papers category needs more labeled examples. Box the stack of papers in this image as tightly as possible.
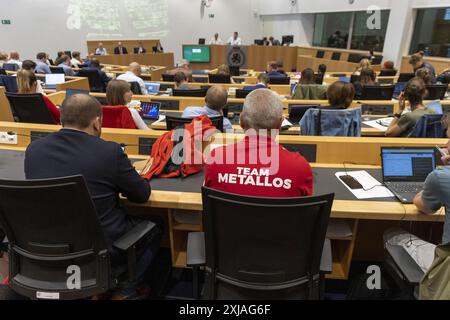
[336,171,394,200]
[363,117,394,131]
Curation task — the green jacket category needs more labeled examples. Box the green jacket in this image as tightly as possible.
[292,84,327,100]
[420,243,450,300]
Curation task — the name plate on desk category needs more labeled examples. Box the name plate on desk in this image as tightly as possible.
[282,144,317,162]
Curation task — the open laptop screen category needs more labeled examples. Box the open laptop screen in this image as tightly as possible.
[382,148,436,182]
[145,83,161,95]
[140,101,160,119]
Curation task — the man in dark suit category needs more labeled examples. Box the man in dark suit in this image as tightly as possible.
[114,42,128,55]
[80,59,111,90]
[24,94,161,299]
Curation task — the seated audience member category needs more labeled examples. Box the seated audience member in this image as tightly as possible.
[353,68,378,99]
[262,37,270,46]
[154,40,164,53]
[82,59,111,89]
[211,64,235,84]
[385,78,434,137]
[174,72,193,90]
[56,55,75,76]
[353,58,371,76]
[95,43,107,56]
[114,42,128,55]
[24,94,161,300]
[0,52,8,67]
[277,61,287,75]
[326,81,355,110]
[182,86,233,132]
[266,61,286,78]
[21,60,44,94]
[409,51,436,82]
[292,68,327,100]
[318,64,327,75]
[136,41,146,54]
[70,51,84,68]
[437,66,450,84]
[269,36,281,46]
[227,32,242,46]
[116,62,148,95]
[16,69,60,123]
[415,67,433,85]
[384,115,450,273]
[204,89,313,197]
[167,59,193,81]
[7,51,22,68]
[105,80,149,130]
[243,73,270,91]
[382,60,397,73]
[35,52,52,74]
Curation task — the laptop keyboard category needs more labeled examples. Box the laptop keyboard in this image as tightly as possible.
[385,182,424,194]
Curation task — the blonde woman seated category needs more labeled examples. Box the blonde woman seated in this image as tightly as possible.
[105,80,150,130]
[210,64,236,84]
[353,58,371,76]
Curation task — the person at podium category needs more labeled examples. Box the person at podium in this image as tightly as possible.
[114,42,128,55]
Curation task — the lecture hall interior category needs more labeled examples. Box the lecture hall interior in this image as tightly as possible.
[0,0,450,304]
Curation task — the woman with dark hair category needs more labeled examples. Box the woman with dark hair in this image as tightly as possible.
[353,68,378,99]
[292,68,327,100]
[386,78,434,137]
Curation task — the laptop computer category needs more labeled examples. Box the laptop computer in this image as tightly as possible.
[144,83,161,95]
[66,89,89,98]
[381,147,436,204]
[140,101,160,120]
[45,74,65,90]
[425,100,443,115]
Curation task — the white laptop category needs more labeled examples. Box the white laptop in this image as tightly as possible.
[45,74,65,89]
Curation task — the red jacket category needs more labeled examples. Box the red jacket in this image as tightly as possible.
[141,115,217,180]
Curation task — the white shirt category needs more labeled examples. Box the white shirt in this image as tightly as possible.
[227,37,242,46]
[128,107,150,130]
[209,37,223,45]
[7,59,22,68]
[95,48,108,55]
[70,58,82,68]
[116,71,148,95]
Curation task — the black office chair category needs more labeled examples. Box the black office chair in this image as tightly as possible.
[0,68,7,75]
[159,83,175,91]
[187,187,334,300]
[398,73,415,83]
[198,38,206,45]
[172,88,208,97]
[222,103,244,120]
[372,56,383,65]
[208,74,231,84]
[76,69,104,92]
[50,66,65,74]
[129,81,143,95]
[0,75,18,93]
[348,54,362,63]
[2,63,19,72]
[408,114,446,138]
[425,84,448,100]
[269,77,290,85]
[0,175,157,300]
[235,89,252,99]
[379,69,397,77]
[331,52,341,61]
[288,104,321,124]
[165,115,224,132]
[5,93,56,124]
[162,74,175,82]
[229,66,240,77]
[350,75,361,84]
[315,73,325,85]
[360,85,395,100]
[316,50,325,58]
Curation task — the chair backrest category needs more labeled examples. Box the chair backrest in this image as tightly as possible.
[360,85,395,100]
[2,63,19,72]
[0,176,112,300]
[235,89,252,99]
[348,53,362,63]
[229,66,240,77]
[331,52,341,61]
[425,84,448,100]
[129,81,142,95]
[0,69,7,75]
[208,74,231,84]
[172,88,208,97]
[315,73,325,85]
[379,69,397,77]
[372,55,383,65]
[316,50,325,58]
[269,77,290,85]
[50,66,65,74]
[408,114,446,138]
[300,107,362,137]
[5,93,56,124]
[288,104,321,124]
[166,115,224,132]
[201,187,334,300]
[101,106,137,129]
[0,75,18,93]
[162,73,175,82]
[398,73,415,83]
[76,69,104,92]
